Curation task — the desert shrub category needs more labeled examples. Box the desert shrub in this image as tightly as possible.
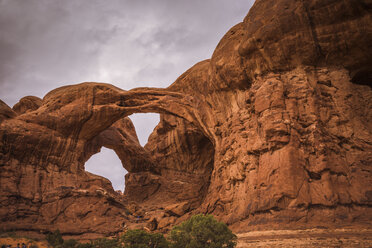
[45,230,79,248]
[46,230,64,247]
[76,243,93,248]
[168,214,237,248]
[44,215,235,248]
[121,229,168,248]
[91,237,121,248]
[62,239,78,248]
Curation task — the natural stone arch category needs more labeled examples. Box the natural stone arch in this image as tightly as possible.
[41,83,211,138]
[0,82,217,235]
[37,83,214,205]
[38,82,215,168]
[2,0,371,238]
[5,82,216,173]
[64,84,217,204]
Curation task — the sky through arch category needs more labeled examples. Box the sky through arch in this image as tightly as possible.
[85,147,127,192]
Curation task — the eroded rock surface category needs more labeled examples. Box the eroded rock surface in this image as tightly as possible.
[12,96,42,115]
[1,0,371,237]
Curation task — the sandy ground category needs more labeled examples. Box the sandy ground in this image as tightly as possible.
[236,228,372,248]
[2,228,371,247]
[0,237,48,248]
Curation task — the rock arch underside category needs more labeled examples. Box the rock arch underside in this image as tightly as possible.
[1,0,371,239]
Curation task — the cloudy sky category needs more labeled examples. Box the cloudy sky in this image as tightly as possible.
[0,0,254,191]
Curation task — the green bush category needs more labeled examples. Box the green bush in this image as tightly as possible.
[45,230,79,248]
[43,214,236,248]
[91,237,121,248]
[168,214,237,248]
[62,239,78,248]
[75,243,93,248]
[46,230,64,247]
[121,229,168,248]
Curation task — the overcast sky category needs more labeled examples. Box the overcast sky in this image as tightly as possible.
[0,0,254,191]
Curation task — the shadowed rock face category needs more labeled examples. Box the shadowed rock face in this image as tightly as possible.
[1,0,371,237]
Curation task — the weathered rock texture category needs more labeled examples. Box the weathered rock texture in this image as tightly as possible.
[1,0,371,237]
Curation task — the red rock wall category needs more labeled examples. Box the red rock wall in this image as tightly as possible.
[0,0,371,237]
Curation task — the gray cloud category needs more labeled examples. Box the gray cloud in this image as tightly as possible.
[0,0,254,190]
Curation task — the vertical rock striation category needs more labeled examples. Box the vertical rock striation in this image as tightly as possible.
[0,0,371,237]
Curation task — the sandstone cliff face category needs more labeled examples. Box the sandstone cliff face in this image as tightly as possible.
[1,0,371,237]
[0,84,201,237]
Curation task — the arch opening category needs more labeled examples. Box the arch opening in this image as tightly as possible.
[84,147,128,193]
[129,113,160,147]
[124,113,216,209]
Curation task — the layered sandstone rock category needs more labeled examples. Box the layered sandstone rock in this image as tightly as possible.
[0,0,371,237]
[0,84,203,237]
[12,96,42,115]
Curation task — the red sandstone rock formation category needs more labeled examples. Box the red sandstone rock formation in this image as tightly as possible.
[12,96,42,115]
[1,0,371,238]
